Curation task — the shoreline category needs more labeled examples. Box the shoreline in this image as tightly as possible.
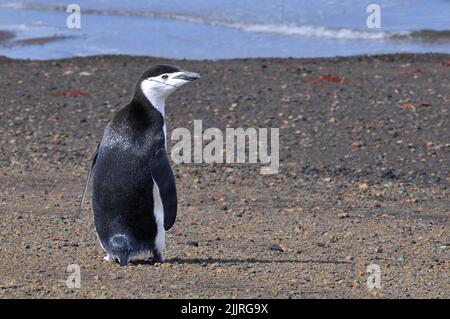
[1,51,450,63]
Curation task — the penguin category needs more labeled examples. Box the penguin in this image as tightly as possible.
[80,65,200,266]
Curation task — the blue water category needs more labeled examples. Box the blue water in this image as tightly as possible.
[0,0,449,60]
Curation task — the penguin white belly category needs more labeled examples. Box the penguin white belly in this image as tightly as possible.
[152,177,165,254]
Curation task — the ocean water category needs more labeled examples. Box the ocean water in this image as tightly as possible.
[0,0,449,60]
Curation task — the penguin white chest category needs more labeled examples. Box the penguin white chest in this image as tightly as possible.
[152,177,165,253]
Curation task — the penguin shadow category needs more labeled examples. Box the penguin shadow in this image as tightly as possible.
[130,257,351,266]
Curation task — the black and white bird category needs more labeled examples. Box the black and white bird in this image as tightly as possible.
[80,65,200,266]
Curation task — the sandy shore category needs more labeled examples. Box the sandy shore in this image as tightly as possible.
[0,53,448,298]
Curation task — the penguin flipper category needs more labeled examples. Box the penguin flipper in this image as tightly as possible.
[78,144,99,216]
[150,151,177,230]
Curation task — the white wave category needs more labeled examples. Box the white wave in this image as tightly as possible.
[0,23,31,31]
[222,22,414,40]
[0,2,414,41]
[0,2,26,9]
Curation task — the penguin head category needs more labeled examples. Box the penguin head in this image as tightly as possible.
[139,65,201,106]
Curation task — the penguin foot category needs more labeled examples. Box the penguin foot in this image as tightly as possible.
[103,254,113,262]
[152,250,164,263]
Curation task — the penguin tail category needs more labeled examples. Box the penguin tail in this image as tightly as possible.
[109,234,131,266]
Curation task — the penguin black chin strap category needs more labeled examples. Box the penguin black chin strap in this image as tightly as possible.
[148,79,179,89]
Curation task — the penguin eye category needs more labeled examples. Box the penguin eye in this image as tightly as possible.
[161,74,168,79]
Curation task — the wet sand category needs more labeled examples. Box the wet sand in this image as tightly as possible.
[0,31,15,44]
[0,30,75,47]
[0,53,448,298]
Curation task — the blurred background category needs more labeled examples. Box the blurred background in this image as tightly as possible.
[0,0,450,60]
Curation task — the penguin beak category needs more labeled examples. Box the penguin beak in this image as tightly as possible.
[173,71,201,82]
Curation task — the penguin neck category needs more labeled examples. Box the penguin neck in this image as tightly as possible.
[138,84,168,150]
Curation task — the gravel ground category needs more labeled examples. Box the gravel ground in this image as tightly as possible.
[0,53,449,298]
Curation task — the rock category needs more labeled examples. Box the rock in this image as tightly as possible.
[358,183,369,190]
[406,198,419,204]
[264,243,284,252]
[187,240,199,247]
[304,166,319,175]
[337,212,350,219]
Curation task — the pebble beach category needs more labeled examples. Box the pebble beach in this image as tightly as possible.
[0,53,449,298]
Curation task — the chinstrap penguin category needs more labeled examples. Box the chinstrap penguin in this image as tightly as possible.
[81,65,200,266]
